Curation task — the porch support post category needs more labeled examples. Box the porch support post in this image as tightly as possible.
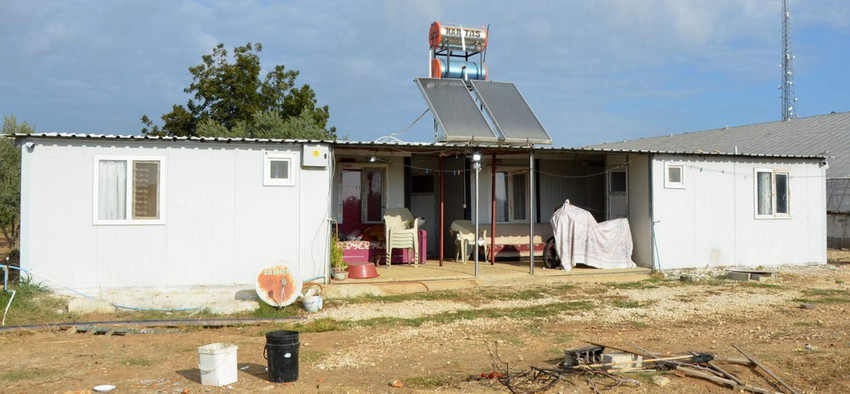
[490,153,496,265]
[439,155,444,267]
[529,148,535,275]
[474,156,480,278]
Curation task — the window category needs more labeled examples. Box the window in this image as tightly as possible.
[610,170,627,193]
[664,163,685,189]
[264,153,295,186]
[756,169,790,218]
[339,167,386,224]
[94,157,163,224]
[494,170,528,222]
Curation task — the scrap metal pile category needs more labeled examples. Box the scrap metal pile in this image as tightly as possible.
[482,341,799,394]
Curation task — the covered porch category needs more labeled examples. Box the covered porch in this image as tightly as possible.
[331,142,653,283]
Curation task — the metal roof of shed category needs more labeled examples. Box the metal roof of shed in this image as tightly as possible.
[10,132,824,160]
[587,111,850,177]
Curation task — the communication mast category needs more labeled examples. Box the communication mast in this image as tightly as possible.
[780,0,798,121]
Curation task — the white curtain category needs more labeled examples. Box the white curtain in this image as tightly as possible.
[757,172,772,215]
[98,160,126,220]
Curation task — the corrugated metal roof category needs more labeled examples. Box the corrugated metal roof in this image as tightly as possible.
[9,132,824,160]
[827,178,850,212]
[587,111,850,176]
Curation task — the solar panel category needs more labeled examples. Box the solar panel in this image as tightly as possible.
[414,78,499,142]
[471,81,552,145]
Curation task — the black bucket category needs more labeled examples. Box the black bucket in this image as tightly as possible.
[264,330,299,383]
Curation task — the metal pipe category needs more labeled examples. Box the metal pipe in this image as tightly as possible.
[529,148,535,275]
[491,154,496,265]
[0,317,304,333]
[439,156,445,267]
[474,159,480,278]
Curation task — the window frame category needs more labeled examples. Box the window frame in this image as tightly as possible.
[492,166,529,223]
[664,163,685,189]
[754,168,792,219]
[337,163,389,224]
[263,152,296,186]
[92,156,166,226]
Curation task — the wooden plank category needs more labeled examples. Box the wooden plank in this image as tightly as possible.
[714,357,755,366]
[676,366,777,394]
[707,361,745,386]
[732,344,799,394]
[706,361,745,385]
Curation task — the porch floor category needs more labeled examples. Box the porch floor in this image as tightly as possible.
[325,259,652,298]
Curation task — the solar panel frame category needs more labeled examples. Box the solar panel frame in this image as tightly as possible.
[414,78,500,143]
[471,80,553,145]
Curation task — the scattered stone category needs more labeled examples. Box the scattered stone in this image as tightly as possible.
[67,298,115,314]
[804,344,818,351]
[651,376,671,387]
[261,385,274,391]
[390,379,404,388]
[800,303,816,310]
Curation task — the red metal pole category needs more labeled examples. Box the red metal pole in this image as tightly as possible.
[491,154,496,265]
[439,155,444,267]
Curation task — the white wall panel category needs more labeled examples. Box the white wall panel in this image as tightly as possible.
[651,154,825,269]
[19,139,331,291]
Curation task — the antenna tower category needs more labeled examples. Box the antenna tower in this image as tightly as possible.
[780,0,798,120]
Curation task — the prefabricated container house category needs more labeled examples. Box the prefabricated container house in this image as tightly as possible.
[13,134,826,291]
[17,134,332,291]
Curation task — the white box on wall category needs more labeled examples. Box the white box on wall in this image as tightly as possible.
[302,144,329,168]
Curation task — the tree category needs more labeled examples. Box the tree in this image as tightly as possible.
[0,115,32,251]
[142,43,335,139]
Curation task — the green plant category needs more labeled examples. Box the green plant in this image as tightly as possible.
[330,236,346,270]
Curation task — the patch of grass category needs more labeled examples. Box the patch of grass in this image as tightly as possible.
[488,288,550,301]
[793,288,850,305]
[629,321,649,328]
[334,290,469,305]
[553,334,577,345]
[802,288,848,297]
[835,280,844,285]
[251,302,303,319]
[740,282,782,289]
[357,300,595,329]
[122,357,154,367]
[611,300,646,308]
[335,283,578,306]
[606,280,660,290]
[793,321,823,327]
[793,297,849,305]
[405,375,453,389]
[0,276,67,326]
[284,318,351,333]
[0,368,52,382]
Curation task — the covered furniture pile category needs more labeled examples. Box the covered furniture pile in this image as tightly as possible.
[550,200,636,271]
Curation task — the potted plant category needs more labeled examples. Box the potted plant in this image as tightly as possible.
[330,235,348,281]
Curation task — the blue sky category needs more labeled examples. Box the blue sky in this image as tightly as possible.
[2,0,849,147]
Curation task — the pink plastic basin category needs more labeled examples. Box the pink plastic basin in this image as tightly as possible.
[347,261,379,279]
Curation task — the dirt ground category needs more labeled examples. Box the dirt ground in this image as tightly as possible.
[2,256,849,393]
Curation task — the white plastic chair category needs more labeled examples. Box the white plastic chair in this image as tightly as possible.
[383,208,419,268]
[450,220,487,263]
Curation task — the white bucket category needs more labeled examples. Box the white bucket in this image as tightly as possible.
[198,343,238,386]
